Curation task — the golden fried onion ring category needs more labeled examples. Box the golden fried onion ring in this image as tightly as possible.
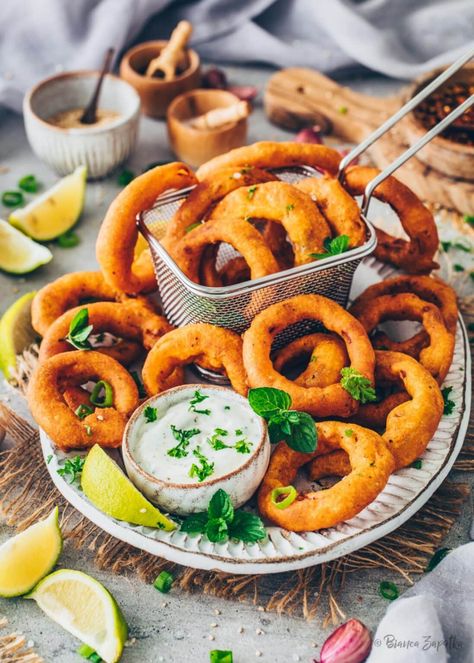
[258,421,394,531]
[343,166,439,274]
[96,162,197,295]
[39,300,172,365]
[350,292,454,383]
[243,294,375,417]
[296,176,366,248]
[28,351,139,450]
[273,333,348,387]
[309,351,443,478]
[196,141,341,180]
[142,323,248,396]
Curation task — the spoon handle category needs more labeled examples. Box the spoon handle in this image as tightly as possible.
[80,48,115,124]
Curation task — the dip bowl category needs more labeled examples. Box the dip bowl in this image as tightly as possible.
[123,384,270,515]
[24,71,140,179]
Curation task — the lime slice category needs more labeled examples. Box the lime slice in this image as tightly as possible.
[0,507,62,597]
[81,445,176,531]
[0,291,38,379]
[26,569,128,663]
[9,165,87,241]
[0,218,52,274]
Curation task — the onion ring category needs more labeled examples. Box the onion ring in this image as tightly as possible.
[351,275,458,356]
[343,166,439,274]
[142,323,248,396]
[296,176,366,248]
[308,350,443,478]
[32,271,121,337]
[162,167,278,248]
[28,351,139,450]
[242,294,375,417]
[196,141,341,180]
[38,300,172,365]
[208,181,330,265]
[96,162,197,295]
[169,217,280,285]
[273,333,348,387]
[258,421,394,531]
[350,292,454,383]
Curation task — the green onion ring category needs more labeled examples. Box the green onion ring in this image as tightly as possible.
[18,174,39,193]
[2,190,24,207]
[379,580,399,601]
[75,404,94,419]
[89,380,113,408]
[270,485,297,510]
[153,570,174,593]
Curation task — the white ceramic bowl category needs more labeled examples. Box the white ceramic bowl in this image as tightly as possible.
[23,71,141,179]
[123,384,271,515]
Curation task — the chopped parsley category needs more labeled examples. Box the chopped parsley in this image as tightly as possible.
[411,459,423,469]
[167,425,200,458]
[247,185,258,200]
[189,446,215,482]
[441,386,455,415]
[453,263,465,272]
[344,429,354,437]
[189,390,211,415]
[234,438,252,454]
[340,367,377,403]
[144,406,158,423]
[286,203,295,212]
[57,456,85,483]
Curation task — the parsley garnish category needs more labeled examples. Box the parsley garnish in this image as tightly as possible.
[207,428,230,450]
[454,264,465,272]
[235,429,243,436]
[247,185,257,200]
[340,367,377,403]
[310,234,350,260]
[189,390,211,415]
[65,309,93,350]
[441,240,451,252]
[167,425,200,458]
[286,204,295,212]
[441,386,455,415]
[189,446,215,482]
[57,456,85,483]
[344,429,354,437]
[144,406,158,423]
[411,459,423,469]
[235,438,252,454]
[248,387,317,453]
[180,489,266,544]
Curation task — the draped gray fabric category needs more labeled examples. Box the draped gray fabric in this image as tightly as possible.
[1,0,473,112]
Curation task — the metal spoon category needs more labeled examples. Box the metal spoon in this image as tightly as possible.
[80,48,115,125]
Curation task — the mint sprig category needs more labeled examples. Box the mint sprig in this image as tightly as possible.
[248,387,317,453]
[180,489,266,544]
[65,308,93,350]
[340,367,377,403]
[310,234,350,260]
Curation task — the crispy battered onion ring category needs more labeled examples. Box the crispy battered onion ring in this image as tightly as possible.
[343,166,438,274]
[351,275,458,356]
[243,294,375,417]
[28,351,139,450]
[296,176,366,248]
[32,271,121,337]
[273,333,348,387]
[162,167,278,247]
[142,323,248,396]
[196,141,341,180]
[170,217,280,285]
[96,162,197,295]
[258,421,394,531]
[308,351,443,479]
[39,300,172,365]
[208,181,330,265]
[350,292,454,383]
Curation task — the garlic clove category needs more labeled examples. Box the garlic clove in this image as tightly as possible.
[316,618,372,663]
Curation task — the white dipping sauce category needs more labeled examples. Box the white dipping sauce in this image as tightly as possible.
[132,389,261,484]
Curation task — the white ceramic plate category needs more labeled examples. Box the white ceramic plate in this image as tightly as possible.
[40,260,471,574]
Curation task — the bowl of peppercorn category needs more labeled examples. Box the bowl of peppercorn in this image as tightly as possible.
[402,64,474,181]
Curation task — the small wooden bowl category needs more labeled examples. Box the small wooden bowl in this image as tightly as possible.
[402,64,474,181]
[119,40,201,119]
[167,89,248,166]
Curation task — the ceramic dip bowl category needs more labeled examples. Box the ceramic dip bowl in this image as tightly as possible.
[123,384,270,515]
[24,71,140,178]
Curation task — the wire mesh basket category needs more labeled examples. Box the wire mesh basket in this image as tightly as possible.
[138,166,377,352]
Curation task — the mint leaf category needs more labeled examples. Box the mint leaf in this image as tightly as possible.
[228,511,266,543]
[144,406,157,423]
[340,367,377,403]
[208,489,234,523]
[180,512,208,534]
[310,234,350,260]
[66,308,93,350]
[248,387,291,418]
[206,517,228,543]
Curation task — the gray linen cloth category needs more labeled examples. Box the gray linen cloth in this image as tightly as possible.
[1,0,474,112]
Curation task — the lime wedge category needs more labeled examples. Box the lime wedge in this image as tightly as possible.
[81,445,176,531]
[26,569,128,663]
[0,507,62,597]
[0,218,52,274]
[0,291,38,379]
[9,165,87,241]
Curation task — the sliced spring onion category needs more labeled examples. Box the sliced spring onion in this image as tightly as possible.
[210,651,233,663]
[89,380,113,408]
[77,644,102,661]
[426,547,450,572]
[75,404,94,419]
[379,580,399,601]
[18,174,39,193]
[2,190,24,207]
[271,485,297,510]
[57,230,80,248]
[153,570,174,593]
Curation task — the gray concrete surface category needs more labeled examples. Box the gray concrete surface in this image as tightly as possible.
[0,65,472,663]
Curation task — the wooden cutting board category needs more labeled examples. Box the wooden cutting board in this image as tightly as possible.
[264,68,474,214]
